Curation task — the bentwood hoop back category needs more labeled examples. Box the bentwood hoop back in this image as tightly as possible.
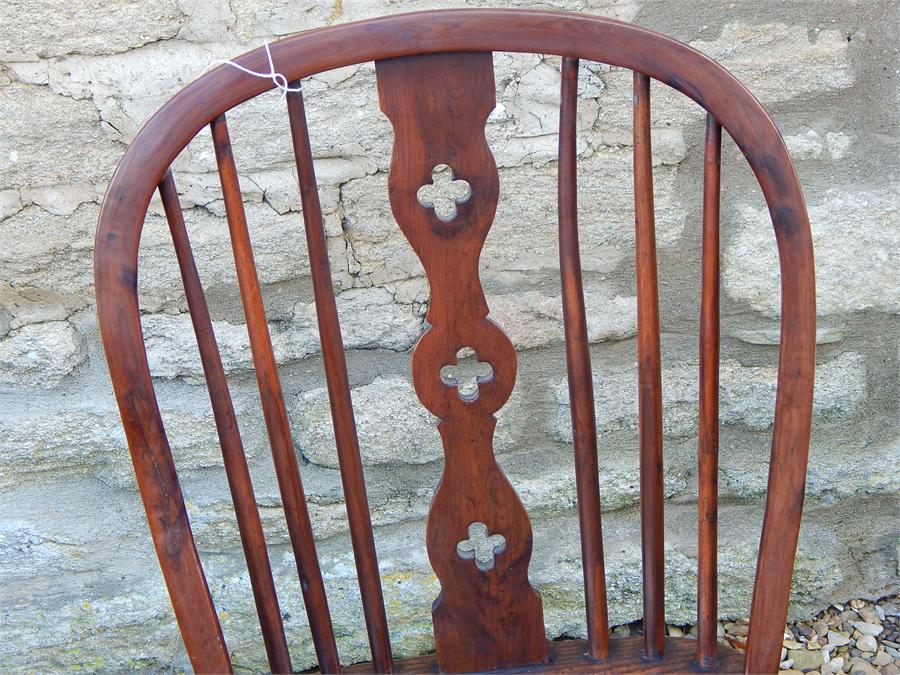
[95,10,815,675]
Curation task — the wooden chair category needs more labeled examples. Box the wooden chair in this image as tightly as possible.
[94,9,815,674]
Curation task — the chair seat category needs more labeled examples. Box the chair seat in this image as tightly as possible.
[343,637,745,674]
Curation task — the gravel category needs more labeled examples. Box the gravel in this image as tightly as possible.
[605,595,900,674]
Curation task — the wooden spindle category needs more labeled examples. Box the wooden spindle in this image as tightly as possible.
[632,72,665,661]
[558,56,611,661]
[285,84,393,673]
[696,114,721,670]
[209,116,342,673]
[158,171,292,674]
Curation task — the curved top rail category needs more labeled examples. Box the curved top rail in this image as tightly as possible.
[95,9,815,673]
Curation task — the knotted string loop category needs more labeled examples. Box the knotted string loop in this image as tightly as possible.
[206,42,302,98]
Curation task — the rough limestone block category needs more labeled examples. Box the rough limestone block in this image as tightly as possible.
[292,286,424,352]
[486,288,637,350]
[486,151,684,276]
[341,151,684,290]
[724,190,900,316]
[9,41,222,145]
[0,204,98,315]
[690,23,853,103]
[143,286,422,377]
[292,373,526,469]
[142,312,314,378]
[0,397,265,490]
[137,202,323,313]
[551,351,868,442]
[0,82,122,188]
[0,320,85,389]
[721,432,900,504]
[293,375,442,468]
[0,0,184,61]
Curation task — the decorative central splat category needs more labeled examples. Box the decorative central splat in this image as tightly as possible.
[376,50,548,671]
[439,347,493,401]
[456,522,506,572]
[416,164,471,222]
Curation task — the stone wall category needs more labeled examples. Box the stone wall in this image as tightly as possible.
[1,0,898,671]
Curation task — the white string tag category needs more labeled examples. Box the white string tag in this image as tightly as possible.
[206,42,302,98]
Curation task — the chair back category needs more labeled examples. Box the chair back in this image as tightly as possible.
[95,9,815,674]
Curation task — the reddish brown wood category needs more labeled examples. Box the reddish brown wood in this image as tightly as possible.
[344,638,745,674]
[209,115,342,673]
[697,114,722,671]
[376,52,547,673]
[633,71,666,662]
[285,85,393,673]
[159,171,289,673]
[558,55,610,662]
[95,10,816,675]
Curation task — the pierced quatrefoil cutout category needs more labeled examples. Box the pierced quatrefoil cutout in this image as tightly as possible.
[456,522,506,572]
[416,164,471,222]
[440,347,493,402]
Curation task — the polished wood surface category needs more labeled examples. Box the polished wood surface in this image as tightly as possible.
[286,86,392,674]
[156,172,240,673]
[210,114,340,673]
[95,9,816,674]
[558,55,610,662]
[697,114,723,670]
[633,71,666,663]
[376,52,546,672]
[344,637,745,674]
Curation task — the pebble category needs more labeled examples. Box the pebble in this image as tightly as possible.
[828,631,852,647]
[873,651,892,666]
[667,625,684,637]
[779,670,803,675]
[789,648,825,672]
[857,607,879,624]
[882,664,900,675]
[852,621,884,637]
[848,663,878,675]
[841,610,862,624]
[814,621,829,637]
[857,634,878,653]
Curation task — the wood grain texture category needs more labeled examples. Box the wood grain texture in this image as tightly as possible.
[95,11,816,674]
[344,637,745,674]
[633,71,666,662]
[376,52,547,673]
[558,56,610,662]
[286,86,392,673]
[210,115,341,673]
[697,114,722,671]
[156,172,240,674]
